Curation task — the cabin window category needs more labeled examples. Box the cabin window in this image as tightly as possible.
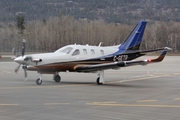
[83,49,87,55]
[72,49,80,56]
[100,50,104,55]
[91,49,95,55]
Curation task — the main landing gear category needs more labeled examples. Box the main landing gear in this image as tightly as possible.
[96,77,102,85]
[35,72,61,85]
[53,74,61,82]
[96,70,105,85]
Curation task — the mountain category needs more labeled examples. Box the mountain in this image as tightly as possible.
[0,0,180,23]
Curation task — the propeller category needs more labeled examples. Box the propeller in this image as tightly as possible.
[22,65,28,81]
[21,39,26,56]
[15,64,21,73]
[12,47,16,57]
[14,39,28,80]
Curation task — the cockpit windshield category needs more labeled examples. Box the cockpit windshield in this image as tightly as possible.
[55,47,73,54]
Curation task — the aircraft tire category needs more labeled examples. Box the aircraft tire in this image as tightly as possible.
[36,78,42,85]
[96,77,103,85]
[54,75,61,82]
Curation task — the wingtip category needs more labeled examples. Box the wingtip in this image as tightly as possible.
[146,50,167,63]
[164,47,172,51]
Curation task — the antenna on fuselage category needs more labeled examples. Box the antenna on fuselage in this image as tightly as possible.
[98,42,103,47]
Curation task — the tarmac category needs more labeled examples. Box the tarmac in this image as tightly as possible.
[0,56,180,120]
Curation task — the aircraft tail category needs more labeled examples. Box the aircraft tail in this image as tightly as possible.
[119,20,147,51]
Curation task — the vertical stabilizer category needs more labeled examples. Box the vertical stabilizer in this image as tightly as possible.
[119,21,147,51]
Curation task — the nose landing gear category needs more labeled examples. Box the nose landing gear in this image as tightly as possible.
[36,72,42,85]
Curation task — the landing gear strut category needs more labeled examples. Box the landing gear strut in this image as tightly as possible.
[96,70,105,85]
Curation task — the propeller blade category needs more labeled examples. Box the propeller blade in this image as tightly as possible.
[22,65,28,81]
[24,68,28,81]
[21,39,26,57]
[12,47,16,56]
[12,47,19,59]
[15,64,21,73]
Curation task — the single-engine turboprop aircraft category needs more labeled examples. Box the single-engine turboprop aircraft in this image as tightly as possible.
[14,21,172,85]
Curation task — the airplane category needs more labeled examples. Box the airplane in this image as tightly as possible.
[13,20,172,85]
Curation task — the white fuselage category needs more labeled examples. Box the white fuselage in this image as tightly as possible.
[15,44,121,66]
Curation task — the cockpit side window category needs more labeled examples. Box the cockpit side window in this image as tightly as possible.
[58,47,73,54]
[72,49,80,56]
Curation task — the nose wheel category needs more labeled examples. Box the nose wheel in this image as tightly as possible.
[36,72,42,85]
[36,78,42,85]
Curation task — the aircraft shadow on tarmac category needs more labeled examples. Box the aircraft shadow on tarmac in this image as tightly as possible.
[41,80,153,88]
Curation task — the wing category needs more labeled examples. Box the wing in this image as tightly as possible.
[75,51,167,72]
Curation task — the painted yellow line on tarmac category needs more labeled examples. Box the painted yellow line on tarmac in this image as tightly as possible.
[91,102,117,104]
[174,98,180,101]
[44,103,70,105]
[0,104,19,106]
[1,70,11,74]
[86,103,180,108]
[173,73,180,75]
[137,100,157,103]
[102,102,117,104]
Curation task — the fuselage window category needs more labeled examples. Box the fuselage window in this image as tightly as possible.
[83,49,87,55]
[72,49,80,56]
[91,49,95,55]
[100,50,104,55]
[58,47,73,54]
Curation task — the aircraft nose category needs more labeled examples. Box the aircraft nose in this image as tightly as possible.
[14,56,25,64]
